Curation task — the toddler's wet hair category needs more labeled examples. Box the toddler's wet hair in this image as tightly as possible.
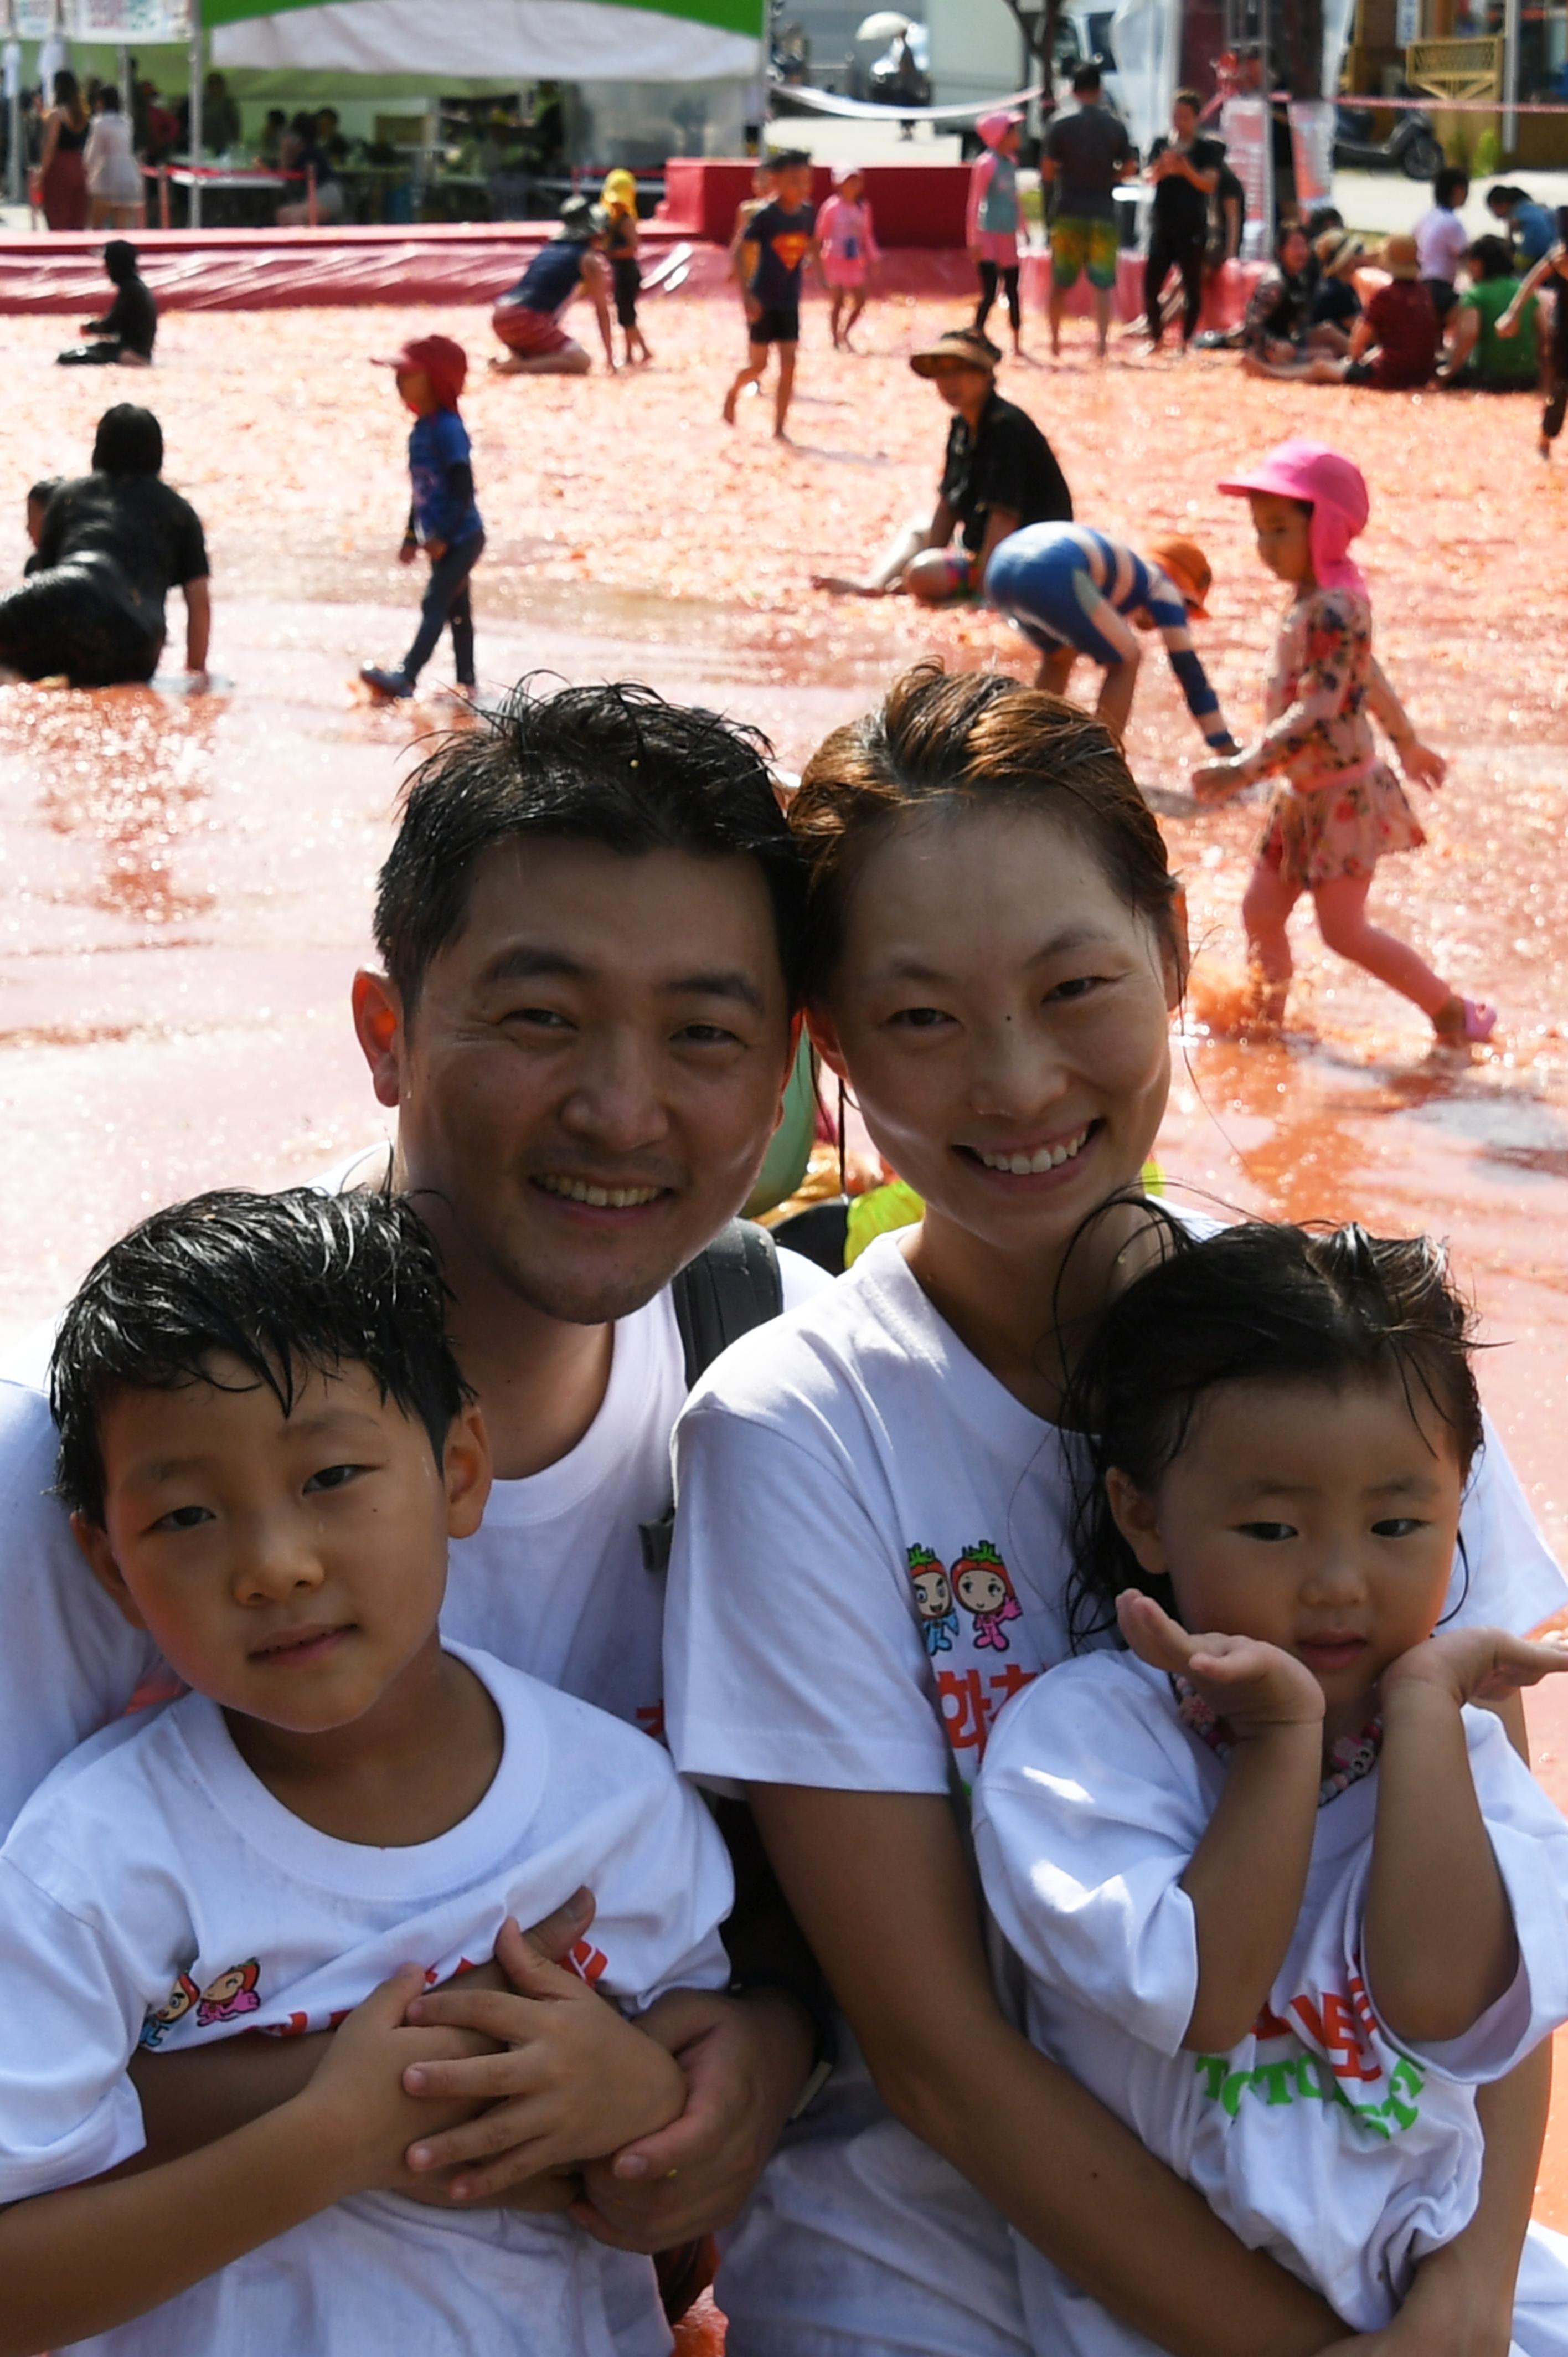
[50,1187,467,1524]
[1061,1211,1481,1649]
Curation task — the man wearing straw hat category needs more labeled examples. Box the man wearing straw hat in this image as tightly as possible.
[811,326,1071,599]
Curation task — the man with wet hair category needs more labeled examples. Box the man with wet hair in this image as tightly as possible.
[0,676,829,2306]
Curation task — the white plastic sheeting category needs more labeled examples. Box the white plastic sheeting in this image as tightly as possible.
[1108,0,1180,162]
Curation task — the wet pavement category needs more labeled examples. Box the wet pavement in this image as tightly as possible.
[1,292,1566,2247]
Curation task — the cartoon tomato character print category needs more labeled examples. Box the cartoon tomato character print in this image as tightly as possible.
[907,1543,958,1656]
[139,1970,200,2050]
[196,1959,262,2027]
[953,1542,1022,1653]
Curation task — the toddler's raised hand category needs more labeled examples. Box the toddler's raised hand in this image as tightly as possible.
[1383,1622,1568,1711]
[1116,1590,1325,1736]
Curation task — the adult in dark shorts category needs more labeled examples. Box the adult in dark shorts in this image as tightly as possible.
[1042,61,1134,357]
[1144,88,1221,349]
[0,405,210,689]
[490,197,616,377]
[723,148,818,440]
[811,326,1072,603]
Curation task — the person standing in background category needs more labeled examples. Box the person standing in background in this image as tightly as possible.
[967,111,1024,357]
[1414,164,1471,320]
[1043,64,1135,359]
[1144,88,1222,352]
[33,70,90,231]
[818,163,881,351]
[85,91,145,231]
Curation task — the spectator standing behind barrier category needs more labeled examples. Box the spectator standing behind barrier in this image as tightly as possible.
[57,241,156,368]
[811,327,1072,602]
[1414,164,1470,319]
[1440,236,1539,389]
[1043,63,1136,359]
[85,88,143,230]
[277,110,344,226]
[33,70,89,231]
[0,405,210,689]
[1144,87,1222,352]
[966,110,1024,357]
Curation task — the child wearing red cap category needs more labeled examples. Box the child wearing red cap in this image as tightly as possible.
[1192,438,1493,1044]
[360,334,483,703]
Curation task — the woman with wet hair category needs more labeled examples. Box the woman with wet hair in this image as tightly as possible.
[664,663,1566,2354]
[0,405,209,688]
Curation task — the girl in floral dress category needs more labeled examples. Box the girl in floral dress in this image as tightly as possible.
[1192,438,1495,1044]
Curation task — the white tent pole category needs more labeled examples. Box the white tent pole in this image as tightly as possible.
[188,4,203,225]
[1502,0,1520,153]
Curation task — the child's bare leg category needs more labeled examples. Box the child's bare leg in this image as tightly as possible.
[1241,860,1302,1022]
[1034,646,1077,697]
[773,341,797,438]
[830,290,845,347]
[844,289,868,345]
[1311,874,1452,1018]
[723,340,767,423]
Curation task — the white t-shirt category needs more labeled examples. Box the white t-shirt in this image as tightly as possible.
[1414,203,1469,282]
[0,1249,828,1836]
[663,1229,1568,2354]
[972,1651,1568,2345]
[0,1643,733,2357]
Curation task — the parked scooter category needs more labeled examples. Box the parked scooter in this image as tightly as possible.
[1333,100,1445,180]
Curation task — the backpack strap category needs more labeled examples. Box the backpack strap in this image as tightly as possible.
[669,1216,783,1392]
[639,1219,783,1575]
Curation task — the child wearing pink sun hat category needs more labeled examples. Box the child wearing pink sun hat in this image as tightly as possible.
[1192,439,1495,1046]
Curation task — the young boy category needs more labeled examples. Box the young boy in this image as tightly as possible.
[360,333,484,703]
[0,1187,733,2357]
[723,148,819,441]
[57,239,157,368]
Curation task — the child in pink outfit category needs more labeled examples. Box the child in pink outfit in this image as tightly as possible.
[1192,439,1494,1046]
[967,109,1023,354]
[817,164,881,348]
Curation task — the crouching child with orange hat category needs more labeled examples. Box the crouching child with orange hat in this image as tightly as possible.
[360,334,483,703]
[984,519,1239,752]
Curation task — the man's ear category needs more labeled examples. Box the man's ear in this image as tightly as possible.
[71,1511,149,1631]
[443,1402,492,1542]
[351,969,406,1111]
[1105,1468,1169,1577]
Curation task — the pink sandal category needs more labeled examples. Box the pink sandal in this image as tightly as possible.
[1435,997,1497,1044]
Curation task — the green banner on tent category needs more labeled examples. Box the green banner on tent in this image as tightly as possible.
[203,0,765,33]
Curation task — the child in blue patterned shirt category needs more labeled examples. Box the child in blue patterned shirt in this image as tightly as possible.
[360,334,484,702]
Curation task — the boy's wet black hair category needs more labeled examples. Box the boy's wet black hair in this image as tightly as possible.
[373,675,808,1017]
[103,239,140,286]
[1060,1210,1482,1650]
[50,1187,468,1525]
[92,403,162,477]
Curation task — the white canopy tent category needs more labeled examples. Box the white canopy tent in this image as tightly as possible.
[205,0,764,80]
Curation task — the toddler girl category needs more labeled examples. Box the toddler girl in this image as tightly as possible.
[974,1214,1568,2353]
[1192,439,1493,1044]
[817,164,880,349]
